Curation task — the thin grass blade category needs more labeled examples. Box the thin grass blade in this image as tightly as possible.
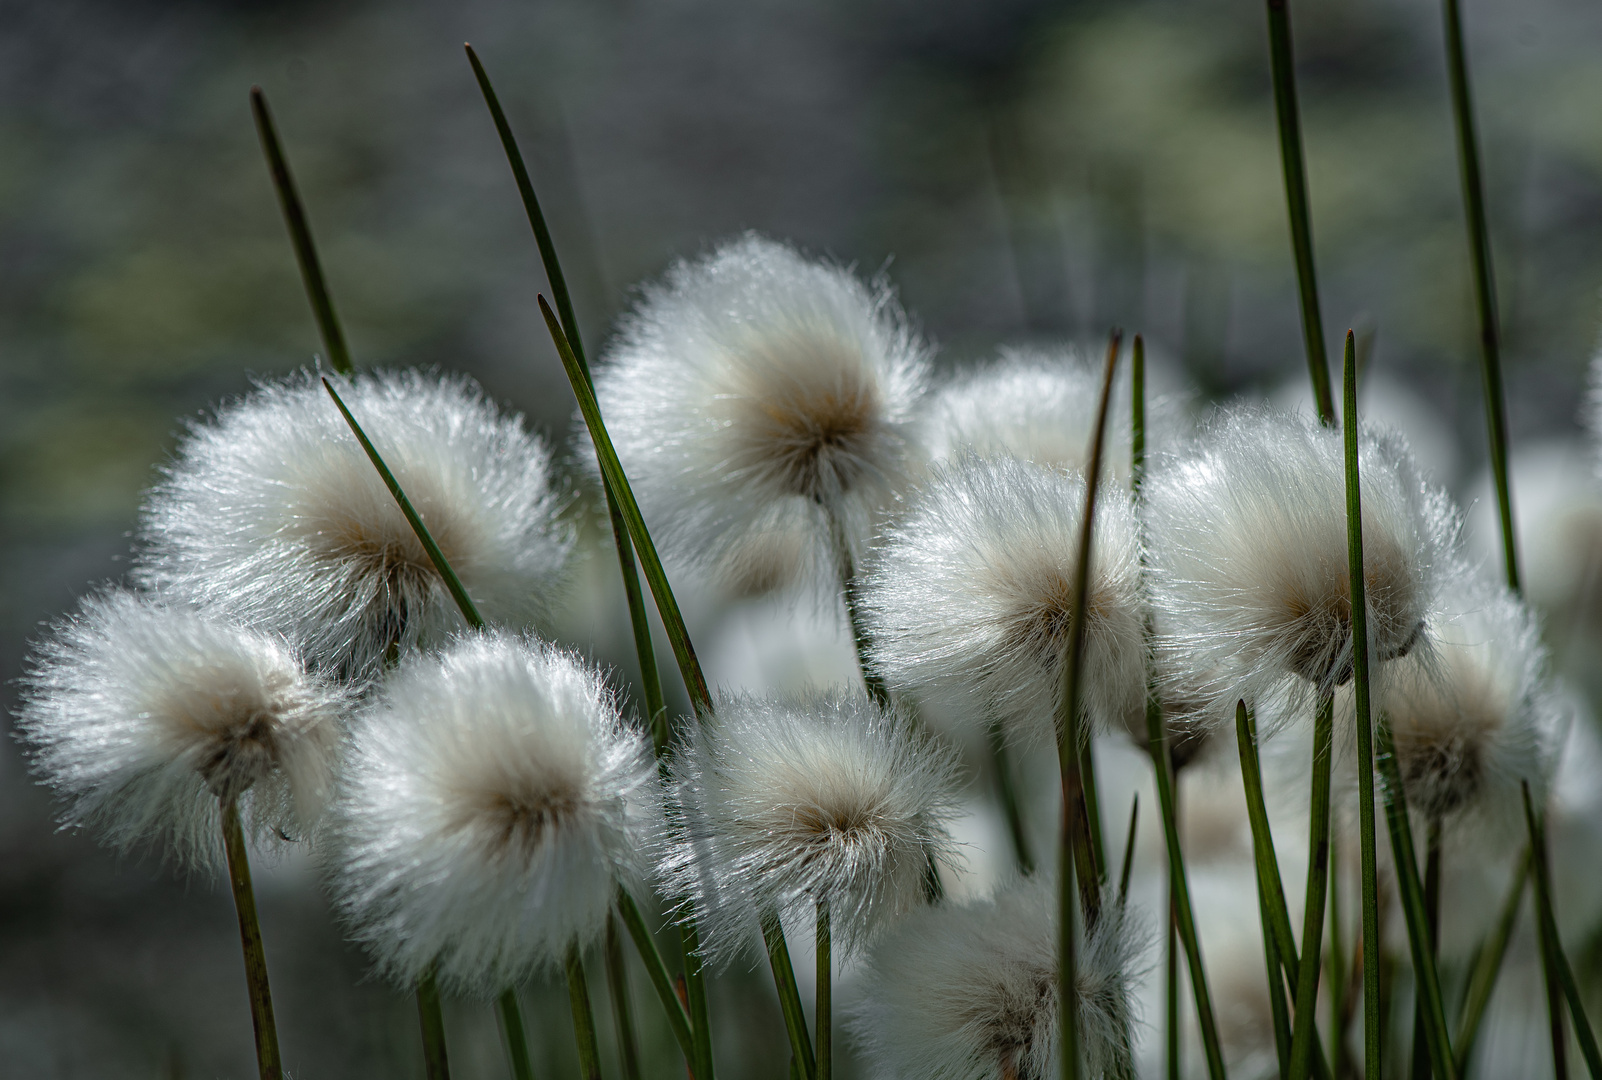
[1524,784,1602,1079]
[1453,851,1529,1074]
[604,915,642,1080]
[496,990,535,1080]
[250,88,352,375]
[763,915,816,1080]
[615,891,694,1059]
[1118,795,1139,907]
[566,946,604,1080]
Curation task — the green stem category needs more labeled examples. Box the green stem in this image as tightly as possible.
[828,506,891,710]
[566,946,604,1080]
[1287,692,1335,1080]
[1079,736,1108,890]
[1263,0,1335,426]
[498,989,536,1080]
[1342,331,1387,1080]
[1375,720,1458,1079]
[1523,783,1602,1079]
[1262,886,1294,1079]
[1439,0,1519,593]
[1412,817,1444,1080]
[219,798,282,1080]
[1117,795,1139,906]
[1131,334,1147,495]
[1454,851,1529,1075]
[604,916,641,1080]
[614,891,694,1062]
[1166,835,1181,1080]
[680,922,715,1080]
[417,969,452,1080]
[988,721,1035,874]
[763,913,815,1080]
[249,87,352,375]
[1329,828,1348,1080]
[816,900,831,1080]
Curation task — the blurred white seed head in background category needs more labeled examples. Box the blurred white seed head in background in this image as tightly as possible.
[660,688,961,966]
[850,875,1146,1080]
[861,455,1147,744]
[135,368,573,685]
[1144,406,1457,726]
[328,631,658,995]
[15,590,346,870]
[588,233,931,595]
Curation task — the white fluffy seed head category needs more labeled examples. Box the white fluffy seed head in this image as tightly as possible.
[860,455,1147,743]
[1145,406,1456,725]
[589,233,931,592]
[922,346,1133,479]
[850,876,1145,1080]
[328,631,659,995]
[15,591,346,870]
[1347,574,1558,825]
[661,689,961,966]
[135,368,573,685]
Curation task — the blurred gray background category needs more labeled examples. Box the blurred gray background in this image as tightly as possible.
[4,0,1602,1076]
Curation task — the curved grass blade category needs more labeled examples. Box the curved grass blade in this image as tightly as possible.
[250,88,353,376]
[1287,691,1334,1080]
[988,721,1035,874]
[615,891,694,1060]
[540,296,712,716]
[1524,783,1602,1079]
[1117,795,1139,907]
[764,914,816,1080]
[1343,330,1395,1080]
[1454,851,1529,1075]
[1262,0,1334,426]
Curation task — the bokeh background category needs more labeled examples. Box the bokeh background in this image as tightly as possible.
[5,0,1602,1076]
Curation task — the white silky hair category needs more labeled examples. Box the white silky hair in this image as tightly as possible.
[327,631,660,995]
[1144,405,1457,729]
[660,688,961,967]
[135,368,572,685]
[15,590,346,870]
[859,455,1147,744]
[849,876,1146,1080]
[1341,571,1560,830]
[587,232,931,593]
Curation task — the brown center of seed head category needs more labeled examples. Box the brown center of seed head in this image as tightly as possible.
[972,968,1053,1079]
[192,705,281,802]
[725,325,884,501]
[1277,534,1424,687]
[463,783,583,860]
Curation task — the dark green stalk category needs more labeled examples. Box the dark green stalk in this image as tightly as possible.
[1454,852,1529,1075]
[566,946,604,1080]
[988,721,1035,874]
[604,917,641,1080]
[1287,691,1335,1080]
[1523,783,1602,1079]
[1118,795,1139,906]
[1412,818,1444,1080]
[1131,334,1147,493]
[464,43,669,749]
[249,87,352,375]
[1079,738,1108,892]
[1439,0,1518,593]
[827,507,890,709]
[1056,334,1121,1080]
[614,892,694,1060]
[1263,0,1335,426]
[1166,869,1180,1080]
[763,913,816,1080]
[680,923,715,1080]
[417,968,451,1080]
[497,989,536,1080]
[220,798,282,1080]
[1329,830,1348,1080]
[1374,721,1457,1079]
[1262,888,1294,1079]
[816,900,832,1080]
[1342,331,1386,1080]
[540,297,712,716]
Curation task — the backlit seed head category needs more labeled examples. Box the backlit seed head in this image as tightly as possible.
[135,368,572,685]
[328,631,659,995]
[589,233,930,593]
[15,591,346,870]
[860,455,1147,743]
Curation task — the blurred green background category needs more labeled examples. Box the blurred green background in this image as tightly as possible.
[4,0,1602,1076]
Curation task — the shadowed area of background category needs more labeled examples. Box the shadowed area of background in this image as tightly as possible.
[4,0,1602,1075]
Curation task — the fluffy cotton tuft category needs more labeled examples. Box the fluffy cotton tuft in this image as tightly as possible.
[589,233,931,591]
[15,591,346,869]
[1349,574,1558,825]
[850,876,1145,1080]
[860,455,1147,743]
[328,631,659,995]
[1144,406,1456,725]
[922,346,1133,478]
[135,368,572,684]
[661,689,961,966]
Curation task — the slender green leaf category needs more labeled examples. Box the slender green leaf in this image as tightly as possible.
[1262,0,1334,426]
[566,946,604,1080]
[604,915,642,1080]
[1343,330,1393,1080]
[1287,692,1335,1080]
[249,87,352,376]
[496,990,535,1080]
[988,721,1035,874]
[1118,795,1139,907]
[1454,851,1529,1075]
[417,967,452,1080]
[1524,784,1602,1079]
[1235,701,1300,975]
[764,914,816,1080]
[615,892,694,1060]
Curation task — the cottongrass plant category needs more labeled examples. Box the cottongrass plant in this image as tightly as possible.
[851,875,1145,1080]
[136,368,573,684]
[662,688,961,1078]
[17,590,348,1079]
[860,454,1147,746]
